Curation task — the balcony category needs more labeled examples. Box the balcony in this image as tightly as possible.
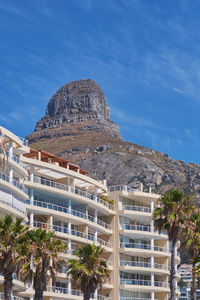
[18,136,28,146]
[120,298,158,300]
[108,185,136,193]
[26,199,111,231]
[46,286,81,296]
[0,195,26,216]
[121,205,151,213]
[120,279,169,288]
[11,153,27,170]
[31,221,112,248]
[0,171,28,194]
[0,294,25,300]
[120,242,169,254]
[120,260,170,271]
[27,176,114,211]
[120,224,167,236]
[0,150,27,170]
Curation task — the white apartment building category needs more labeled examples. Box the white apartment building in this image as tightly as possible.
[0,126,180,300]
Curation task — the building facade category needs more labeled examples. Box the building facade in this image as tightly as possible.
[0,126,180,300]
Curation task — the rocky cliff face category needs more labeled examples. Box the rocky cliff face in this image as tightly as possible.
[26,79,200,201]
[28,79,121,143]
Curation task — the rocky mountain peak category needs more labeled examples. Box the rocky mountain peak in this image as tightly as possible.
[28,79,121,143]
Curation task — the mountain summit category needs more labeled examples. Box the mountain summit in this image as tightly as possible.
[27,79,200,199]
[28,79,121,144]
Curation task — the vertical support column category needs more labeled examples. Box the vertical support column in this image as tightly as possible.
[68,199,72,214]
[9,166,13,183]
[29,168,34,227]
[68,278,71,295]
[68,198,72,254]
[68,219,71,235]
[38,151,41,161]
[94,188,98,243]
[68,239,72,255]
[151,198,154,232]
[30,212,34,228]
[67,177,71,192]
[151,291,155,300]
[30,189,34,205]
[71,178,75,193]
[8,141,13,158]
[94,209,98,243]
[151,272,154,287]
[30,167,34,182]
[94,288,98,299]
[86,204,88,219]
[49,215,53,230]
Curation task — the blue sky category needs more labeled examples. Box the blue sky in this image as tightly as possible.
[1,0,200,163]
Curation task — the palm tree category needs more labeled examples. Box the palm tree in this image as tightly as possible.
[183,211,200,300]
[0,215,28,300]
[19,228,65,300]
[67,243,110,300]
[153,189,193,300]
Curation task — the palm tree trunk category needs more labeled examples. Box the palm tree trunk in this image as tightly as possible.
[4,272,12,300]
[169,239,177,300]
[191,261,197,300]
[34,279,44,300]
[83,292,90,300]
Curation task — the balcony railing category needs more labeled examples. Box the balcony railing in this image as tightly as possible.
[120,279,169,288]
[120,298,159,300]
[31,221,111,248]
[108,185,136,193]
[28,176,114,210]
[120,260,170,271]
[11,154,27,170]
[121,224,151,232]
[122,205,151,213]
[46,288,110,299]
[120,242,169,254]
[0,294,25,300]
[120,224,167,235]
[18,136,28,146]
[26,199,111,230]
[0,196,26,216]
[46,286,82,296]
[0,171,28,194]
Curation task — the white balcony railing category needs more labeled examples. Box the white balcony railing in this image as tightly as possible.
[120,279,169,288]
[108,185,136,193]
[28,176,114,210]
[18,136,28,146]
[0,150,27,170]
[120,242,169,253]
[0,196,26,216]
[120,260,170,271]
[26,199,111,230]
[120,298,159,300]
[46,288,110,299]
[120,224,167,235]
[31,221,111,248]
[122,205,151,213]
[0,171,28,194]
[0,294,25,300]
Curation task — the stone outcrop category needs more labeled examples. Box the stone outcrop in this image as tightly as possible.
[27,79,121,143]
